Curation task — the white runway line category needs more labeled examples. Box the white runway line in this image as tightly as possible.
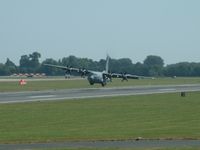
[29,95,55,99]
[159,88,176,91]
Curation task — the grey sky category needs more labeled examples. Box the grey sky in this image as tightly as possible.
[0,0,200,65]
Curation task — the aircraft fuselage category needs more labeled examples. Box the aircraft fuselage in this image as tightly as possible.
[87,71,106,86]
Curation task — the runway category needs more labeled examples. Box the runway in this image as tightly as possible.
[1,84,200,103]
[1,140,200,150]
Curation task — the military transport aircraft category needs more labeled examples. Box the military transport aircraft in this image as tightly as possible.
[44,56,144,86]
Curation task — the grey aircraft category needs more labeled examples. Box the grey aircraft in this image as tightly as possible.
[44,56,144,86]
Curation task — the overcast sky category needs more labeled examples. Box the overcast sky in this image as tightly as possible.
[0,0,200,65]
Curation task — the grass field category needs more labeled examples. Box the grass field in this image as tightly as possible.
[0,92,200,144]
[34,148,200,150]
[40,148,200,150]
[1,77,200,92]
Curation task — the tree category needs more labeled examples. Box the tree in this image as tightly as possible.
[164,62,199,77]
[19,52,41,73]
[144,55,164,67]
[61,55,78,67]
[19,55,30,73]
[5,58,16,67]
[193,63,200,76]
[4,58,18,75]
[105,58,134,74]
[29,52,41,69]
[143,55,164,76]
[132,62,148,76]
[0,63,6,75]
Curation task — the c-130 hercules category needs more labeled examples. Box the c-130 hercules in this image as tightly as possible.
[44,55,145,86]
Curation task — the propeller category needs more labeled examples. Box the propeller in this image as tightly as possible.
[102,71,112,82]
[107,71,112,82]
[65,70,70,78]
[65,65,72,78]
[79,68,87,78]
[121,72,128,82]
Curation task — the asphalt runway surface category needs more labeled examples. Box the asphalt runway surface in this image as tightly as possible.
[1,140,200,150]
[1,84,200,149]
[1,84,200,103]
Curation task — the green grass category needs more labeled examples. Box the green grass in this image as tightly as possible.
[42,148,200,150]
[1,77,200,92]
[0,79,89,92]
[40,148,200,150]
[0,92,200,143]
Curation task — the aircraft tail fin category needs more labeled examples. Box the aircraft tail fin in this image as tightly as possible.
[105,54,110,73]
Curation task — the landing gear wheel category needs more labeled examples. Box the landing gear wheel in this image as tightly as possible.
[90,82,94,85]
[101,82,106,87]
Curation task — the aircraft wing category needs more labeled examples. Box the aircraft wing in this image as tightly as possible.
[111,73,155,80]
[44,64,91,76]
[44,64,78,71]
[111,73,140,79]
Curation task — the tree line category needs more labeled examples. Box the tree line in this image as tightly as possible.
[0,51,200,77]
